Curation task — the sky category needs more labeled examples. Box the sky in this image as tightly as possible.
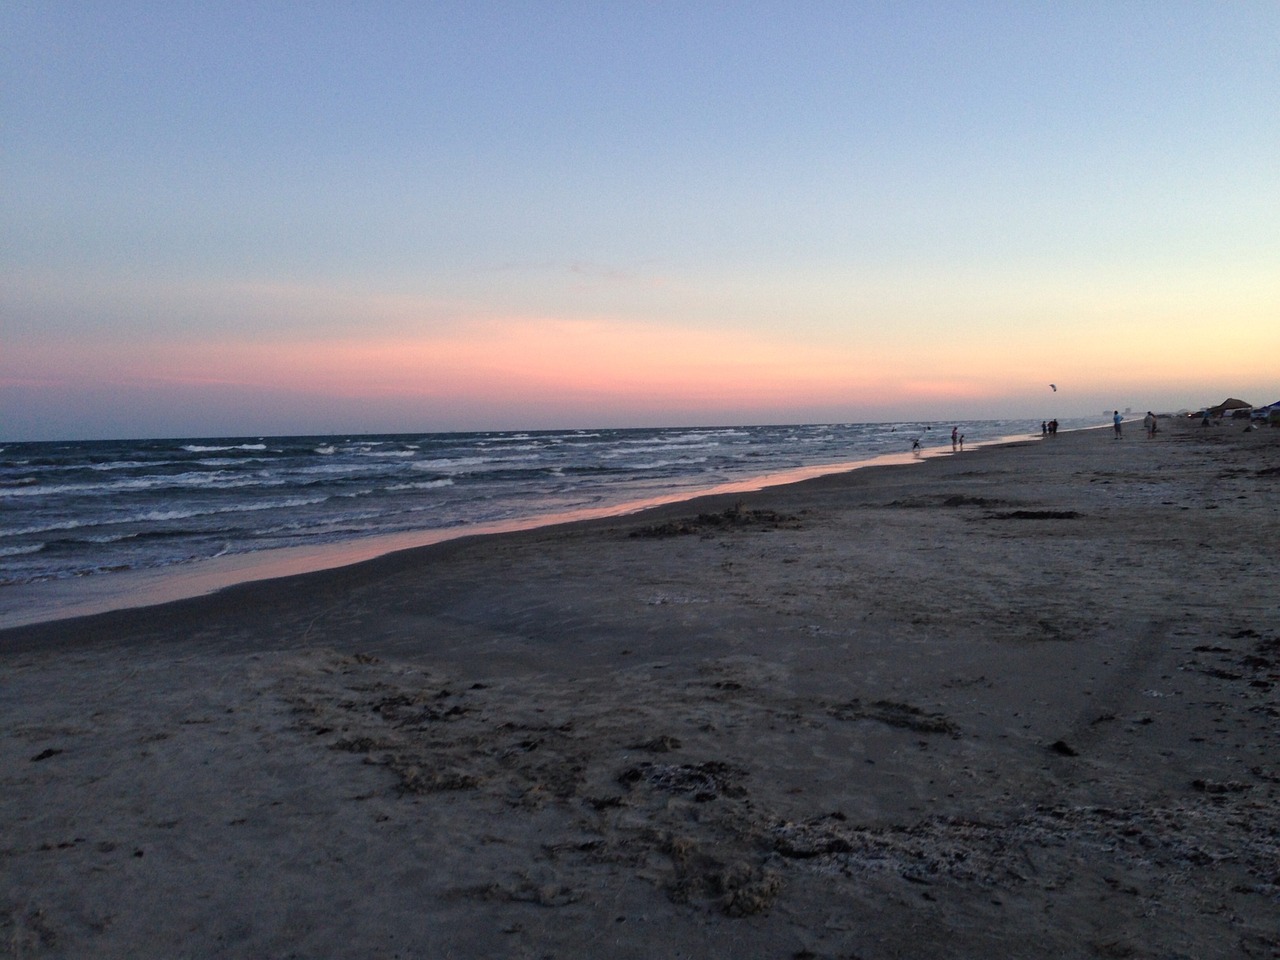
[3,1,1277,440]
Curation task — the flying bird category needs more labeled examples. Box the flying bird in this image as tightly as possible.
[1050,384,1057,392]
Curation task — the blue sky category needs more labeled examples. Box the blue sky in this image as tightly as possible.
[3,2,1277,439]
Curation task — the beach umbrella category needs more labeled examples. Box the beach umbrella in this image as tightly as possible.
[1207,398,1252,417]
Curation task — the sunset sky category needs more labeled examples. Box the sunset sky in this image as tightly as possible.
[3,2,1277,440]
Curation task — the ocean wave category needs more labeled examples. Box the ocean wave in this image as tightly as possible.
[609,439,722,455]
[442,454,545,472]
[87,459,181,471]
[195,456,278,467]
[134,496,329,524]
[385,479,454,491]
[1,517,92,537]
[0,482,100,499]
[667,429,747,442]
[181,443,268,452]
[626,457,710,470]
[289,460,374,475]
[2,492,330,538]
[256,507,396,536]
[495,432,602,446]
[77,531,145,544]
[0,470,284,498]
[412,456,493,472]
[0,543,44,558]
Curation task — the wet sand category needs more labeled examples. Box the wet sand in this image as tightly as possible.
[3,419,1278,959]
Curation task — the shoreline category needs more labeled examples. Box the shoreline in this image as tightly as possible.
[0,433,1031,631]
[4,419,1277,959]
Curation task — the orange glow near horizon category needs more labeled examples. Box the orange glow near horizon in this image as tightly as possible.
[5,305,1278,431]
[79,317,917,409]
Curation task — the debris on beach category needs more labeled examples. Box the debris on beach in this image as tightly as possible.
[828,698,960,736]
[987,509,1082,520]
[629,503,801,538]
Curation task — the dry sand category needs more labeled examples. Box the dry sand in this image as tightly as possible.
[3,419,1278,959]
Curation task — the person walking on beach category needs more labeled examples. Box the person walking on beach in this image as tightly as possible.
[952,426,959,449]
[1143,411,1157,438]
[1113,411,1123,438]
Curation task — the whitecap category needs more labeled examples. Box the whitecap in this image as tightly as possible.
[386,479,454,491]
[1,518,92,537]
[0,543,44,558]
[89,459,180,471]
[180,443,267,453]
[195,456,275,467]
[412,456,491,472]
[135,496,329,524]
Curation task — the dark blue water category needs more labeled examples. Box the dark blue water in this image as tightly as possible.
[0,420,1085,590]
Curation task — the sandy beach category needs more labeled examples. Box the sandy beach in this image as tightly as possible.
[3,418,1277,959]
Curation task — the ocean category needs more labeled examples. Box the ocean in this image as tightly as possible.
[0,419,1090,615]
